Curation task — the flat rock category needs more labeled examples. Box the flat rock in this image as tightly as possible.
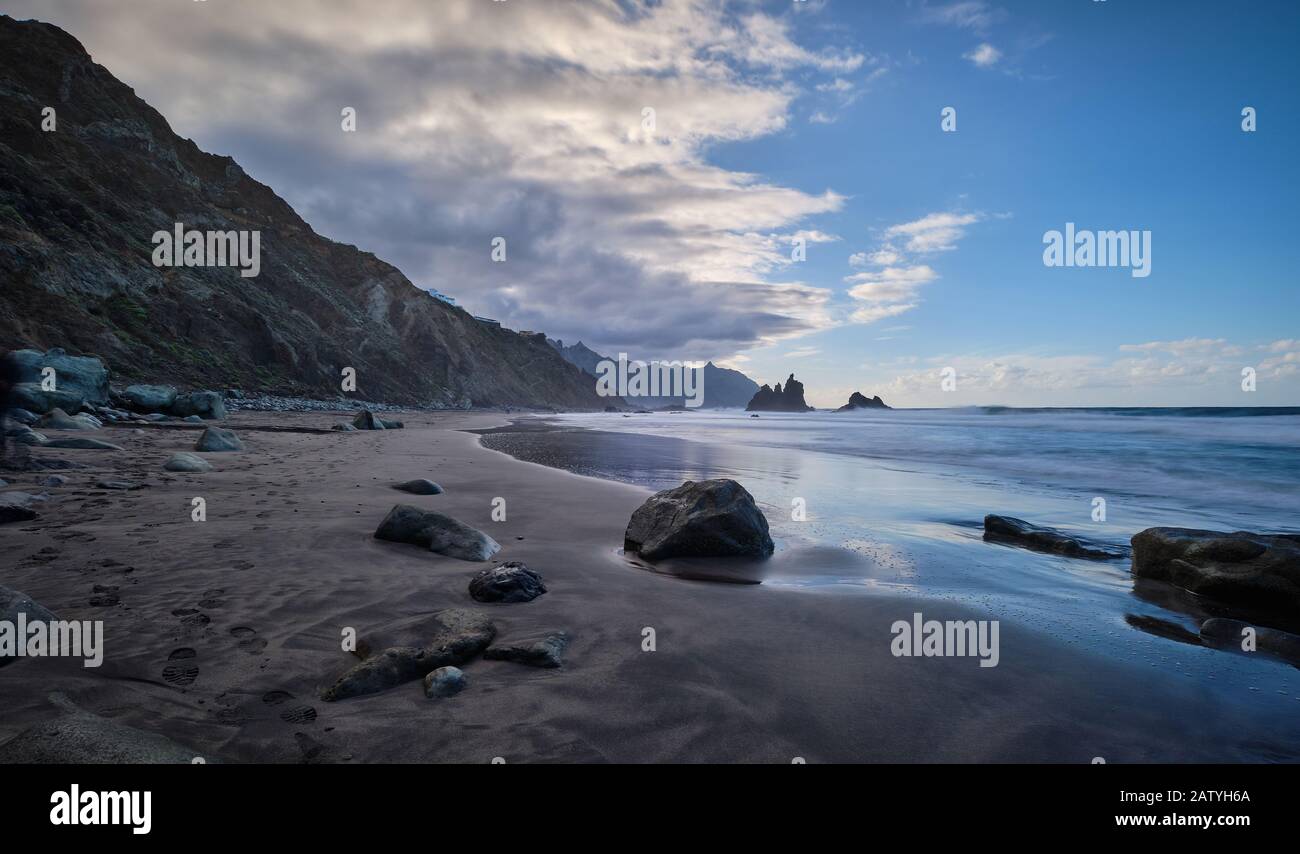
[95,480,142,491]
[43,437,123,450]
[469,561,547,603]
[393,478,443,495]
[37,407,100,430]
[983,515,1123,560]
[12,427,48,446]
[40,475,68,487]
[194,426,244,452]
[163,452,212,473]
[624,478,773,561]
[321,609,495,701]
[484,632,569,669]
[374,504,501,561]
[0,693,201,762]
[1132,528,1300,612]
[423,666,468,698]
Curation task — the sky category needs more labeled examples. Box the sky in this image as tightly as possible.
[9,0,1298,407]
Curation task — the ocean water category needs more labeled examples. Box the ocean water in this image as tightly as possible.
[478,407,1300,736]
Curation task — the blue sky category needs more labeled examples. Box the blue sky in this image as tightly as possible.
[10,0,1298,406]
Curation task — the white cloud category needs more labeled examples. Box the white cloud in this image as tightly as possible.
[964,43,1003,68]
[884,212,984,253]
[13,0,865,360]
[921,1,999,33]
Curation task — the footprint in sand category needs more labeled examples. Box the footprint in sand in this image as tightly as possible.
[198,589,225,609]
[162,648,199,687]
[172,608,211,627]
[89,585,120,606]
[230,626,268,654]
[262,690,317,724]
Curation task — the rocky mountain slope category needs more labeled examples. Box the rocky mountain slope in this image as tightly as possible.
[548,338,759,408]
[0,16,606,409]
[745,374,814,412]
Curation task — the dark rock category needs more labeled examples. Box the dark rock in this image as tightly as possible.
[8,408,38,426]
[11,384,84,415]
[393,478,443,495]
[331,423,356,432]
[423,666,468,698]
[352,410,386,430]
[1132,528,1300,612]
[468,561,547,603]
[1,585,58,663]
[164,452,212,473]
[194,426,244,452]
[484,632,569,668]
[170,391,227,420]
[624,478,774,561]
[40,475,67,487]
[0,493,40,524]
[12,427,48,446]
[95,480,143,491]
[123,384,177,412]
[380,417,404,429]
[11,348,110,407]
[0,693,201,762]
[837,391,890,411]
[321,609,494,701]
[374,505,501,561]
[42,437,123,450]
[182,414,203,423]
[745,373,814,412]
[1200,617,1300,665]
[983,515,1123,560]
[38,408,100,430]
[1124,613,1202,646]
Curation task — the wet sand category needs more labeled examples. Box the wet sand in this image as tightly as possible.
[1,410,1296,763]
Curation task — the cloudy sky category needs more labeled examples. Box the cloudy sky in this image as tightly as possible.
[12,0,1299,406]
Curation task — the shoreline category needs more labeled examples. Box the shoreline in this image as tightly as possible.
[2,410,1298,762]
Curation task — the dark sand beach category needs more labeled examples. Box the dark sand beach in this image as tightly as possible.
[3,410,1297,763]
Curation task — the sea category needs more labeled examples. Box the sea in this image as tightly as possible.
[477,406,1300,747]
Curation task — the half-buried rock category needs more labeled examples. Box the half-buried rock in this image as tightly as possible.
[469,561,546,603]
[393,478,443,495]
[351,410,401,430]
[484,632,569,669]
[983,515,1124,560]
[321,609,494,701]
[375,504,500,561]
[1200,618,1300,666]
[624,478,774,561]
[1132,528,1300,612]
[194,426,244,452]
[0,693,202,762]
[43,437,122,450]
[164,452,213,473]
[1,586,57,665]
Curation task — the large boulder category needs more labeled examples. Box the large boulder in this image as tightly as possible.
[194,426,244,452]
[374,505,501,561]
[123,384,177,412]
[1131,528,1300,612]
[321,609,495,701]
[352,410,385,430]
[170,391,227,420]
[468,561,547,603]
[624,479,774,561]
[11,384,85,415]
[984,515,1123,560]
[10,348,110,408]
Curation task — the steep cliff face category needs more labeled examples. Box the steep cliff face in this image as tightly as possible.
[0,16,605,409]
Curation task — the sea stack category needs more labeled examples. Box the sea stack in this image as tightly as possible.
[744,373,813,412]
